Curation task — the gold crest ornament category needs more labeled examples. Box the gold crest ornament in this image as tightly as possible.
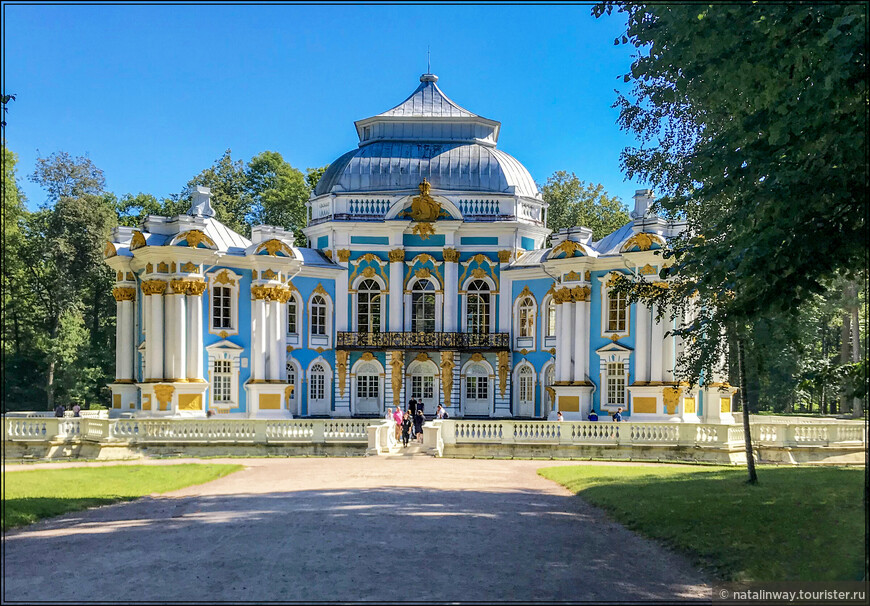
[409,179,441,240]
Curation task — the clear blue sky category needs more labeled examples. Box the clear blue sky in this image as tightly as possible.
[4,3,646,211]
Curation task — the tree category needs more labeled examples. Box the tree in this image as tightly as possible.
[114,192,189,228]
[594,3,868,481]
[541,171,630,240]
[247,151,309,246]
[305,165,328,191]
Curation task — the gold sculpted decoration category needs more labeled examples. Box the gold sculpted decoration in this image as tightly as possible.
[440,352,455,407]
[470,353,484,363]
[263,269,279,281]
[169,279,187,293]
[390,352,404,400]
[258,239,292,256]
[157,262,169,273]
[565,270,582,282]
[415,352,431,363]
[313,283,328,296]
[181,261,198,273]
[153,384,174,409]
[415,268,432,280]
[130,231,147,250]
[104,242,117,258]
[324,250,333,259]
[336,350,349,398]
[442,248,460,263]
[497,250,512,263]
[145,263,154,273]
[170,262,177,273]
[622,232,663,253]
[126,272,135,281]
[471,268,487,279]
[337,249,351,262]
[551,240,583,258]
[640,263,657,275]
[213,270,236,286]
[362,267,376,278]
[497,351,510,398]
[410,178,441,223]
[116,271,123,281]
[180,229,216,249]
[663,387,682,415]
[252,270,258,279]
[187,280,207,296]
[361,352,375,362]
[388,249,405,263]
[585,270,591,281]
[411,222,436,239]
[112,287,136,302]
[142,280,167,296]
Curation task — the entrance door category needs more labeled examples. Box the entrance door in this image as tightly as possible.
[355,361,381,415]
[463,363,491,416]
[407,359,438,414]
[516,365,535,417]
[308,363,330,415]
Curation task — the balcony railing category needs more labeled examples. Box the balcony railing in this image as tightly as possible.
[337,331,510,351]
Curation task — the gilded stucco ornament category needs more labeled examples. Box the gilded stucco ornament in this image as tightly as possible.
[388,249,405,263]
[551,240,584,258]
[104,242,117,258]
[257,239,292,256]
[497,351,510,398]
[470,353,484,363]
[142,280,167,296]
[390,352,404,401]
[181,261,198,273]
[565,270,582,282]
[180,229,216,249]
[440,352,455,407]
[112,287,136,302]
[187,280,207,296]
[409,179,441,240]
[411,222,436,239]
[324,250,333,259]
[663,387,682,415]
[640,263,657,275]
[154,384,174,409]
[130,231,147,250]
[497,250,512,263]
[442,248,460,263]
[336,350,349,397]
[213,270,236,286]
[337,249,352,262]
[621,232,664,253]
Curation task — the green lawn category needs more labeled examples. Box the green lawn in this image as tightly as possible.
[538,465,866,582]
[2,464,243,530]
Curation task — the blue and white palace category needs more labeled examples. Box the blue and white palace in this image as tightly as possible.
[104,73,735,423]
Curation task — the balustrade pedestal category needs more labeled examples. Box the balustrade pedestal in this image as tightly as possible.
[551,385,594,421]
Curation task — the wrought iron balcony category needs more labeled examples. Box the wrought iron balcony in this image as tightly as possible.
[337,331,510,351]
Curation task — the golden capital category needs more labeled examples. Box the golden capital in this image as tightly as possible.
[497,250,512,263]
[169,279,188,294]
[186,280,207,296]
[388,248,405,263]
[112,287,136,302]
[337,249,351,263]
[323,250,333,260]
[442,248,460,263]
[142,280,167,296]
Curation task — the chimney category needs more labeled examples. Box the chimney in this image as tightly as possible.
[189,186,216,218]
[631,189,654,219]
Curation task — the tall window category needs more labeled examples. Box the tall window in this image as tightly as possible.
[467,280,490,334]
[465,375,489,400]
[310,363,326,400]
[546,299,556,337]
[212,360,233,404]
[608,290,627,332]
[357,374,379,400]
[411,279,436,333]
[287,297,298,335]
[411,375,434,401]
[212,286,232,329]
[606,362,626,407]
[286,363,297,401]
[518,296,535,337]
[357,279,381,333]
[518,365,534,401]
[311,295,327,336]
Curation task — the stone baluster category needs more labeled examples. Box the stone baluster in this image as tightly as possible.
[389,249,405,332]
[142,280,167,381]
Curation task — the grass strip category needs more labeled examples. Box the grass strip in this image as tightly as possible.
[538,465,865,582]
[2,463,243,530]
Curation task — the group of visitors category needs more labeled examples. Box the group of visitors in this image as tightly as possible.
[386,401,450,447]
[556,407,623,422]
[53,403,82,418]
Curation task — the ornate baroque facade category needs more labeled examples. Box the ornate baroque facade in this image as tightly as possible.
[104,73,735,421]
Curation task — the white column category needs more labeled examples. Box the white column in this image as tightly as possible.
[186,283,204,381]
[560,299,574,382]
[443,260,458,333]
[252,297,266,381]
[143,290,152,380]
[335,268,349,334]
[581,300,591,381]
[662,306,675,383]
[554,301,564,382]
[573,298,587,383]
[268,298,280,381]
[498,273,511,336]
[635,301,649,384]
[114,295,136,382]
[149,285,165,381]
[165,283,186,381]
[650,303,664,383]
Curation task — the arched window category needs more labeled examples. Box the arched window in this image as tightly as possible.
[286,361,299,413]
[411,279,436,333]
[467,280,490,334]
[518,296,535,338]
[309,363,326,401]
[518,365,534,402]
[287,294,301,336]
[357,279,382,333]
[310,295,327,336]
[545,298,556,338]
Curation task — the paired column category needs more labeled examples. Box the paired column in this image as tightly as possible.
[388,249,405,332]
[143,280,167,381]
[635,301,650,383]
[251,285,291,382]
[112,285,137,381]
[554,298,564,382]
[573,295,589,383]
[166,280,187,381]
[251,291,267,382]
[650,303,665,383]
[186,281,206,381]
[560,298,575,382]
[661,305,675,383]
[268,298,281,381]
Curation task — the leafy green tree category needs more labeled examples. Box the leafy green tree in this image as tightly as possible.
[541,171,630,241]
[594,3,868,480]
[114,192,188,228]
[247,151,309,246]
[305,165,328,191]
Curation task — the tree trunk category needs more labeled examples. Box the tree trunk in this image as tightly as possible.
[737,337,758,484]
[840,306,851,414]
[821,316,828,415]
[850,284,862,418]
[46,320,58,411]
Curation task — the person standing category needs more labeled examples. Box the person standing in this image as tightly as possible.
[409,399,417,416]
[54,404,65,418]
[557,411,564,422]
[401,412,412,447]
[72,404,81,417]
[414,408,425,443]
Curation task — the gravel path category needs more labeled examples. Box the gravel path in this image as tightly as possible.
[3,457,710,602]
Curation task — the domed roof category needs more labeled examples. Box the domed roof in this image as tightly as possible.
[314,74,540,198]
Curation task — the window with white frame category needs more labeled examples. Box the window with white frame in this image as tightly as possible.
[357,374,379,400]
[287,296,299,335]
[606,362,626,407]
[467,280,491,334]
[311,295,327,336]
[607,290,628,333]
[411,375,434,400]
[357,279,382,333]
[545,298,556,337]
[286,362,297,402]
[518,365,534,401]
[518,296,535,337]
[212,360,233,404]
[465,374,489,400]
[410,278,436,333]
[310,363,326,401]
[212,286,232,330]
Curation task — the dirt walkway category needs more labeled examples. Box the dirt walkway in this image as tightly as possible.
[3,457,710,602]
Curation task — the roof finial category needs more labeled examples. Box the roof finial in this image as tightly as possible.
[427,45,430,74]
